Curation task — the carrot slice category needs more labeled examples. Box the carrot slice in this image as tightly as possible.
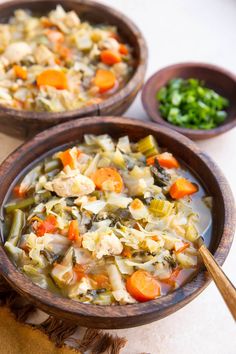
[58,149,76,169]
[13,65,27,80]
[94,69,116,93]
[119,44,129,55]
[146,152,179,169]
[100,50,121,65]
[36,215,57,237]
[37,69,68,90]
[91,167,123,193]
[169,178,198,199]
[68,220,80,242]
[126,270,160,302]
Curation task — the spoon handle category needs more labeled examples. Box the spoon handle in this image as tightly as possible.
[198,243,236,321]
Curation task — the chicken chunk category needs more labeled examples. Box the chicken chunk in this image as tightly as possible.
[44,169,95,197]
[3,42,32,63]
[82,227,123,259]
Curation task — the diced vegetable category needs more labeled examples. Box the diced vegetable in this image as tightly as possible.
[100,50,121,65]
[68,219,80,242]
[126,270,160,302]
[137,135,159,157]
[147,152,179,169]
[5,197,35,214]
[185,223,199,242]
[119,44,129,55]
[7,209,25,246]
[37,69,68,90]
[58,149,76,169]
[91,167,123,193]
[149,199,173,217]
[94,69,116,93]
[169,178,198,199]
[13,65,27,80]
[176,252,198,268]
[36,215,58,236]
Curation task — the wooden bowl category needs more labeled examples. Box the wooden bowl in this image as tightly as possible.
[0,117,235,329]
[142,63,236,140]
[0,0,147,138]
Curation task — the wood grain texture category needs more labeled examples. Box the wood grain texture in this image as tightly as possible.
[0,0,147,138]
[142,62,236,140]
[198,241,236,321]
[0,117,235,329]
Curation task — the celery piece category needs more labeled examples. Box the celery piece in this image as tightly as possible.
[137,135,159,157]
[149,199,173,217]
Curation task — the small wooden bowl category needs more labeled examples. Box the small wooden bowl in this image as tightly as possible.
[0,0,147,138]
[0,117,235,329]
[142,63,236,140]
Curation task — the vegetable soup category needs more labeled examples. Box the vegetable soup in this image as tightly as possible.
[3,134,212,305]
[0,6,134,112]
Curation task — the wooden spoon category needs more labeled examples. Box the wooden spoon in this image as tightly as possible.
[197,237,236,321]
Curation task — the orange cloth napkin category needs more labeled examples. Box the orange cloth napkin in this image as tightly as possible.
[0,307,78,354]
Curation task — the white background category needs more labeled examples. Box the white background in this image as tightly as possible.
[0,1,235,353]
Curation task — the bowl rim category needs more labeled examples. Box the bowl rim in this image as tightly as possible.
[0,0,147,122]
[141,62,236,139]
[0,116,235,328]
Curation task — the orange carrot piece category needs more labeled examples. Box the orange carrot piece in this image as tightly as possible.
[36,215,57,237]
[146,152,179,169]
[151,235,160,242]
[94,69,116,93]
[91,167,123,193]
[58,149,76,169]
[13,65,27,80]
[169,178,198,199]
[126,270,161,302]
[46,29,64,43]
[119,44,129,55]
[68,220,80,242]
[37,69,68,90]
[100,50,121,65]
[13,185,26,198]
[174,242,190,254]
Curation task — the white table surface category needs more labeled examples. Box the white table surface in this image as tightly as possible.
[0,1,235,353]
